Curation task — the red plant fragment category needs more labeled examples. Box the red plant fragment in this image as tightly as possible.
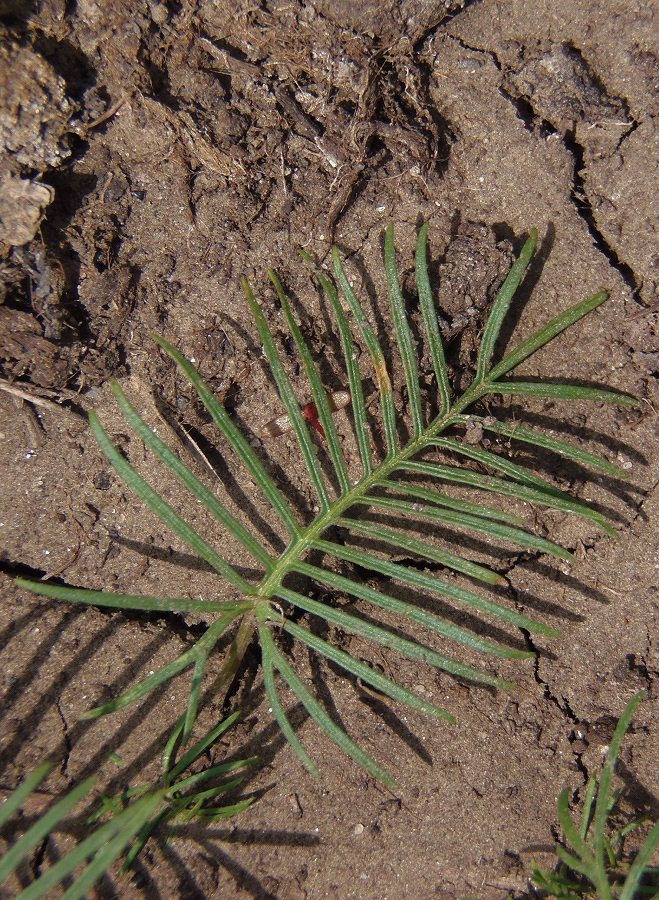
[261,390,351,440]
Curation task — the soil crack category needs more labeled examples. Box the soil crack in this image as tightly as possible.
[451,35,643,307]
[55,696,72,778]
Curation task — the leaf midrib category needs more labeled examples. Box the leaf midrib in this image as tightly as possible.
[255,377,491,599]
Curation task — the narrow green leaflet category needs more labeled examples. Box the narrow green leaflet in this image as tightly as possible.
[415,222,451,415]
[310,537,554,640]
[277,578,506,687]
[300,249,374,475]
[261,626,320,777]
[397,458,615,535]
[488,290,607,382]
[458,414,630,479]
[14,578,253,615]
[244,279,331,512]
[384,224,424,438]
[332,247,398,456]
[270,271,351,495]
[82,612,238,719]
[475,228,538,383]
[423,436,570,497]
[335,515,505,584]
[260,623,397,790]
[348,494,574,560]
[168,710,245,782]
[378,478,526,525]
[154,334,302,538]
[283,618,454,721]
[486,381,638,404]
[89,411,253,592]
[110,379,274,570]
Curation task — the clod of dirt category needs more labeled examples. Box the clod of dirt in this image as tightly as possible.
[502,41,631,153]
[0,39,76,170]
[0,172,54,247]
[434,222,514,354]
[0,306,70,386]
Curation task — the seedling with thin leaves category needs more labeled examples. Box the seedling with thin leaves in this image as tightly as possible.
[0,712,253,899]
[18,223,638,789]
[532,691,659,899]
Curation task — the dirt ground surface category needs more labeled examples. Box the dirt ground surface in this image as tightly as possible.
[1,1,657,898]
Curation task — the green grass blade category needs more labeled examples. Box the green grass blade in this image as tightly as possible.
[487,291,609,381]
[0,763,50,831]
[162,716,185,775]
[530,866,559,892]
[244,279,331,513]
[153,334,302,539]
[384,224,423,438]
[283,618,454,721]
[54,795,164,900]
[580,773,598,840]
[262,626,397,790]
[308,540,551,644]
[269,271,351,494]
[380,478,525,526]
[174,781,245,822]
[276,582,510,688]
[110,380,274,571]
[168,710,242,780]
[554,845,597,881]
[260,625,320,777]
[197,798,255,819]
[557,788,596,868]
[336,515,504,584]
[620,819,659,900]
[351,494,574,560]
[594,692,645,864]
[332,247,398,456]
[603,832,617,868]
[173,760,252,793]
[89,412,253,592]
[532,863,583,892]
[399,459,615,534]
[475,228,538,383]
[15,579,254,615]
[136,810,182,871]
[300,251,373,475]
[415,223,451,415]
[170,770,246,798]
[0,777,95,887]
[461,415,630,480]
[180,654,210,750]
[119,806,169,872]
[485,381,639,405]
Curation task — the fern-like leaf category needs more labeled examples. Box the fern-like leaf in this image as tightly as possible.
[17,223,638,787]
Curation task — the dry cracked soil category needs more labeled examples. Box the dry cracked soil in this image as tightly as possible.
[0,1,657,898]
